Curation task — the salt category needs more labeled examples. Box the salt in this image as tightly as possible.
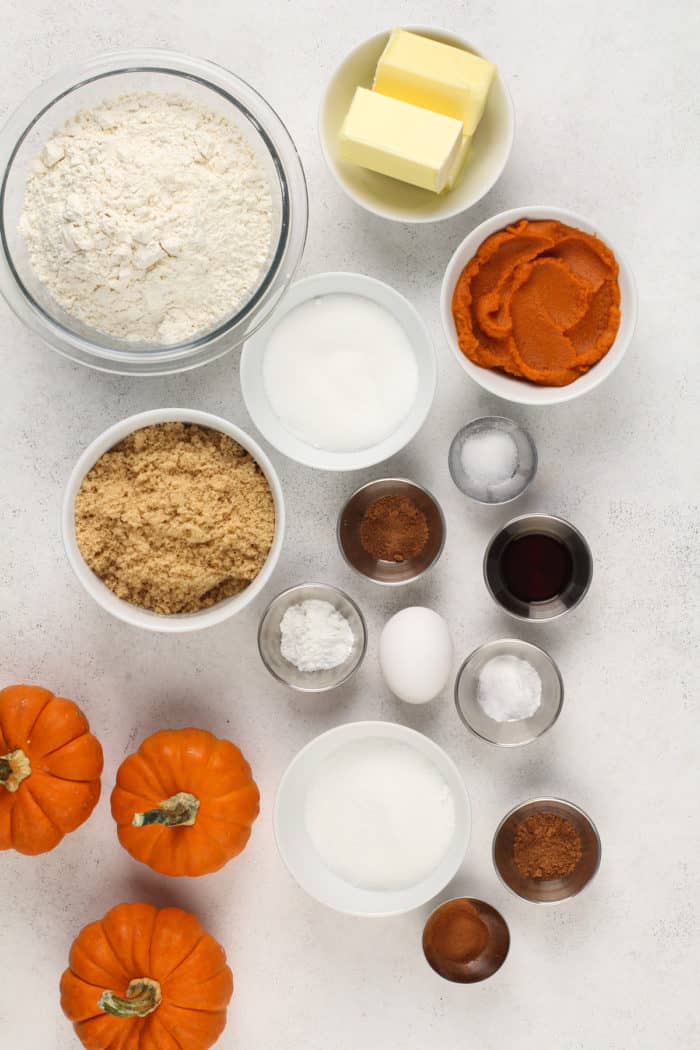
[477,654,542,722]
[280,599,354,672]
[304,738,456,890]
[460,430,518,484]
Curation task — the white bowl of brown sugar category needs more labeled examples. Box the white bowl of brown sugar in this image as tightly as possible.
[62,408,285,632]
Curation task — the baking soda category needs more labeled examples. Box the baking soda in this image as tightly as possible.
[477,654,542,722]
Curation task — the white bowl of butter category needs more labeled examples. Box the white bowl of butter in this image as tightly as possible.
[320,27,514,223]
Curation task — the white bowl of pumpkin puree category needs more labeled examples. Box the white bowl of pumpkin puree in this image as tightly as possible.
[440,206,637,405]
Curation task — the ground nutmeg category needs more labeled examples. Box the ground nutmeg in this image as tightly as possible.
[513,812,583,880]
[359,494,429,562]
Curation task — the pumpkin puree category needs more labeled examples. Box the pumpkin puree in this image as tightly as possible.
[452,219,621,386]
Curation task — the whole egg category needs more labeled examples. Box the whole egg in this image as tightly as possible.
[379,607,453,704]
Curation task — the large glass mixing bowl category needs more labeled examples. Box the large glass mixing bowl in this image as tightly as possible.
[0,50,308,375]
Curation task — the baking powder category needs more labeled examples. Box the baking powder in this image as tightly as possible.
[279,599,354,672]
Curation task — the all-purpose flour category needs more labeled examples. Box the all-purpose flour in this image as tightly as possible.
[19,92,273,344]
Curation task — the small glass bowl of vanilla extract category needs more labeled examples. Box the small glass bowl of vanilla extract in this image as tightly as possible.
[483,514,593,621]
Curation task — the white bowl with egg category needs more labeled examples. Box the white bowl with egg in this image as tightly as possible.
[240,272,436,470]
[440,205,638,406]
[274,720,470,917]
[319,28,514,223]
[62,408,285,633]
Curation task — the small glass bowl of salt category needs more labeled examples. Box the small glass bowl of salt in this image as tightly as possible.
[449,416,537,504]
[258,582,367,692]
[455,638,563,747]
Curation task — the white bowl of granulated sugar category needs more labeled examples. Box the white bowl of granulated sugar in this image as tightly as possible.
[241,271,437,471]
[274,721,470,916]
[62,408,285,633]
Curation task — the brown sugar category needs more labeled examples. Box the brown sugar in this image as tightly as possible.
[359,494,429,562]
[513,812,583,880]
[74,422,275,614]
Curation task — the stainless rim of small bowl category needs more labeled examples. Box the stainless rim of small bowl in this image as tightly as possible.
[257,582,368,693]
[336,477,447,587]
[482,512,593,622]
[492,796,602,904]
[454,638,564,747]
[449,416,538,505]
[422,895,511,983]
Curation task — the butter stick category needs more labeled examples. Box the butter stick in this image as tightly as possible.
[338,87,465,194]
[374,28,496,137]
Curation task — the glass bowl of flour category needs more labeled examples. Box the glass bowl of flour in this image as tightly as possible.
[0,50,308,374]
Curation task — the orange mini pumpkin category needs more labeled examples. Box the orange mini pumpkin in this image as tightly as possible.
[61,901,233,1050]
[111,727,260,877]
[0,684,103,855]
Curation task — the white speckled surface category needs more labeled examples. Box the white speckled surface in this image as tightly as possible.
[1,1,698,1048]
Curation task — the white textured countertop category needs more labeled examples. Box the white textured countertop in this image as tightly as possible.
[1,1,698,1048]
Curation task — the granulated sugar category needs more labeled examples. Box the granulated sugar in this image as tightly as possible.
[262,293,419,452]
[304,738,456,890]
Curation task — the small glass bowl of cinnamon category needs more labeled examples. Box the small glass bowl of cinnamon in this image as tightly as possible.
[493,797,601,903]
[337,478,446,585]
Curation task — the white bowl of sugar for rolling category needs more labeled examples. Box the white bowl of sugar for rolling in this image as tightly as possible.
[240,272,436,471]
[274,721,470,917]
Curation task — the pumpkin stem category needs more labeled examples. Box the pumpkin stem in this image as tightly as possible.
[99,977,162,1018]
[132,791,200,828]
[0,750,32,792]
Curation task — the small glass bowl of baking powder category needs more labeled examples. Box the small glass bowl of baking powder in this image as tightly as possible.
[0,49,308,375]
[258,583,367,693]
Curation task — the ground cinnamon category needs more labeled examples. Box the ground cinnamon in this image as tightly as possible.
[359,495,429,562]
[424,900,489,963]
[513,813,583,879]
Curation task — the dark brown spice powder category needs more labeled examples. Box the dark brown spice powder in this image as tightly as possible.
[359,494,429,562]
[425,900,490,964]
[513,813,583,880]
